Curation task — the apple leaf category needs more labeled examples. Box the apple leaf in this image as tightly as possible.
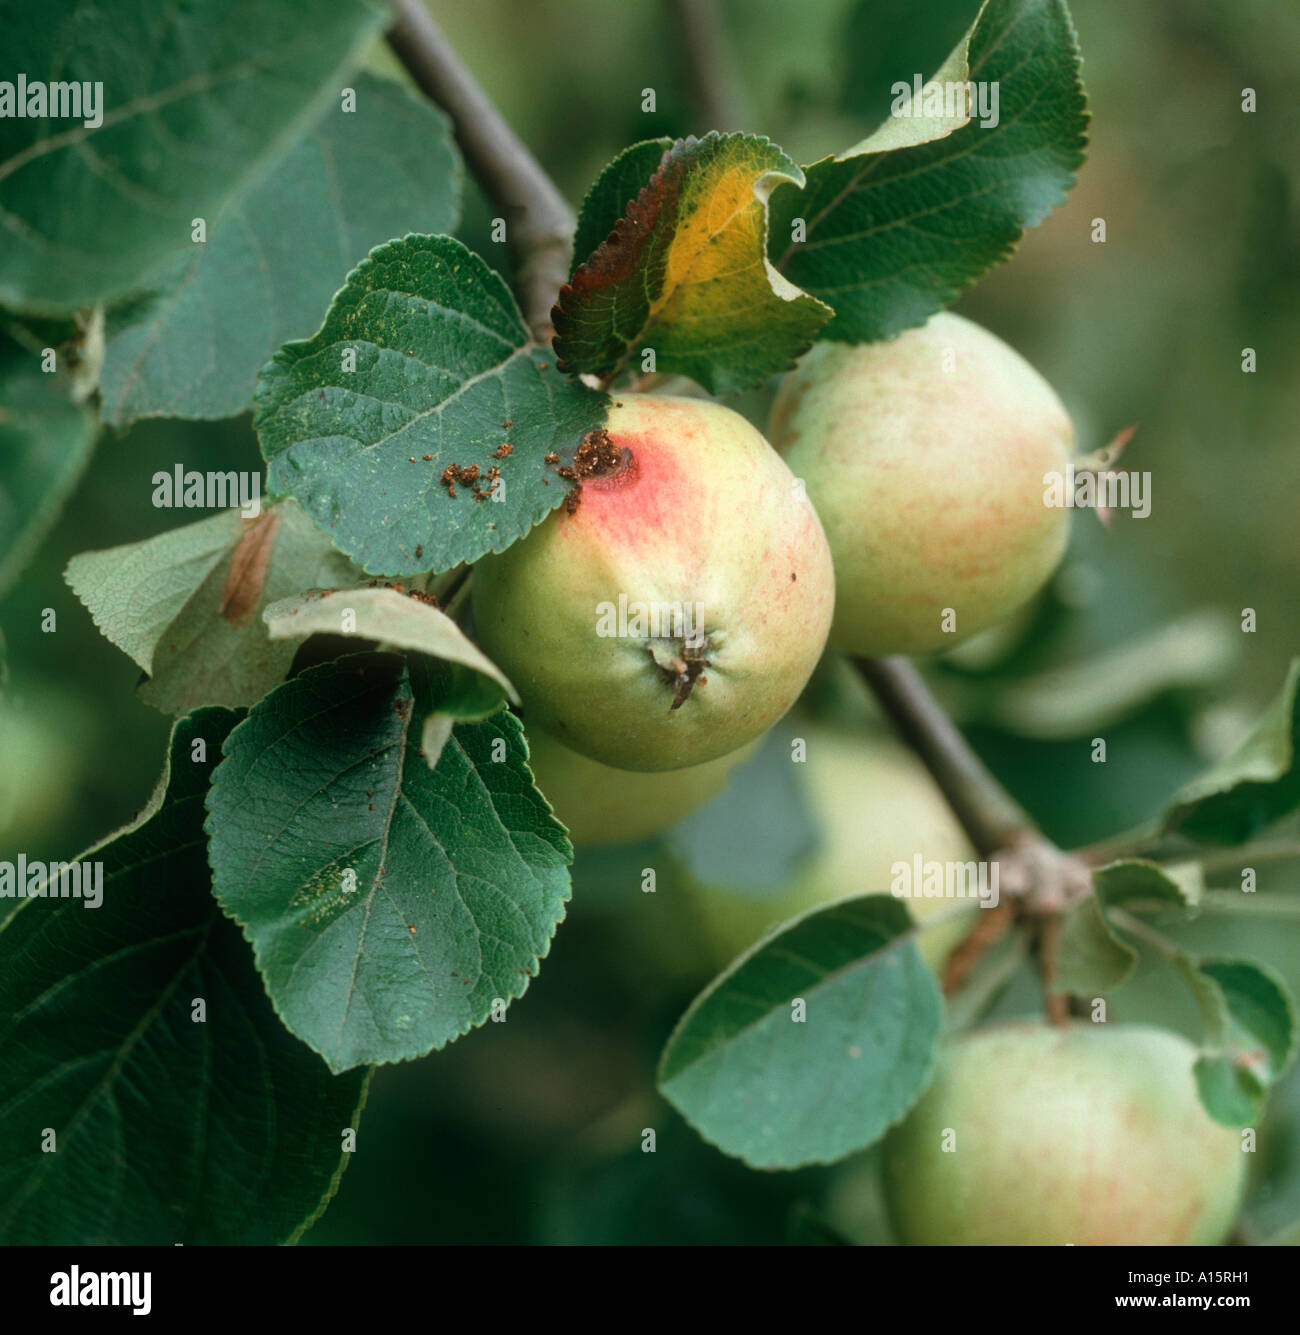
[0,708,368,1244]
[65,499,359,715]
[264,585,518,749]
[771,0,1087,343]
[1163,659,1300,844]
[255,234,606,576]
[553,133,831,393]
[972,609,1241,741]
[1093,858,1204,911]
[1200,958,1297,1084]
[1054,860,1204,999]
[100,73,461,427]
[1055,899,1136,997]
[664,725,818,892]
[205,653,572,1074]
[1192,1056,1266,1134]
[569,137,673,275]
[0,0,383,314]
[837,0,978,130]
[658,894,942,1169]
[0,342,98,597]
[1160,950,1296,1128]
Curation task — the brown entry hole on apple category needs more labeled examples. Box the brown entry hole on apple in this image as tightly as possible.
[574,427,637,489]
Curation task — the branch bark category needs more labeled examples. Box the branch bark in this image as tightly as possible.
[670,0,744,131]
[855,655,1033,858]
[385,0,575,342]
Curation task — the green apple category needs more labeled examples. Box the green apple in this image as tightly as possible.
[474,394,835,771]
[525,727,755,847]
[883,1022,1247,1245]
[0,691,87,845]
[682,724,980,971]
[769,312,1073,656]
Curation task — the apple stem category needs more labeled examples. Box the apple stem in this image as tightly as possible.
[385,0,576,343]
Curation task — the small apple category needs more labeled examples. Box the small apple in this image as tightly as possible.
[473,395,835,771]
[525,727,755,847]
[681,724,979,972]
[769,312,1073,656]
[0,689,91,846]
[882,1022,1247,1245]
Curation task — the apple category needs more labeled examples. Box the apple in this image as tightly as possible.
[769,312,1073,656]
[680,724,979,972]
[882,1022,1247,1245]
[525,726,754,847]
[473,395,835,771]
[0,689,91,846]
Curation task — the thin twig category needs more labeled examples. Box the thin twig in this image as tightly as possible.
[385,0,575,341]
[670,0,744,131]
[855,656,1033,857]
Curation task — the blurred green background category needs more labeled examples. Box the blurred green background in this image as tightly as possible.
[2,0,1298,1243]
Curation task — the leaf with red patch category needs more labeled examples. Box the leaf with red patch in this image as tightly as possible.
[553,134,830,394]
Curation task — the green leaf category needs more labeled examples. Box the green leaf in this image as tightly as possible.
[1200,958,1297,1082]
[100,73,461,427]
[570,138,673,275]
[1093,858,1204,911]
[255,234,606,575]
[65,499,359,715]
[0,342,98,596]
[1194,1055,1267,1130]
[264,585,517,711]
[838,0,978,129]
[265,583,516,766]
[1163,659,1300,844]
[658,894,942,1169]
[553,133,831,393]
[1054,860,1203,998]
[205,653,572,1073]
[1160,951,1294,1128]
[664,725,818,891]
[0,708,368,1244]
[1055,898,1136,997]
[771,0,1087,343]
[969,609,1241,741]
[836,18,976,155]
[0,0,384,313]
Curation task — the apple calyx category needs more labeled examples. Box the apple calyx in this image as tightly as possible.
[649,635,712,710]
